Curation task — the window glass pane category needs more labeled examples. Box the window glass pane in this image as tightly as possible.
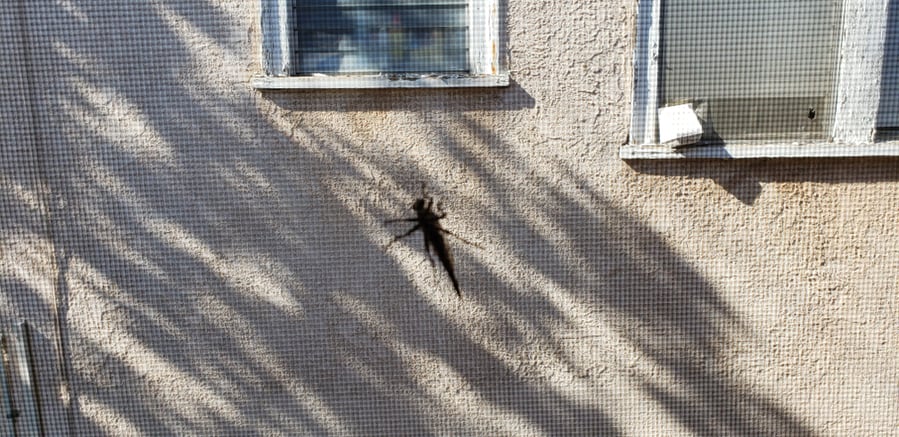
[661,0,842,142]
[296,0,469,75]
[877,1,899,137]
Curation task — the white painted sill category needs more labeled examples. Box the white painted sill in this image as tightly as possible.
[620,141,899,159]
[252,73,510,90]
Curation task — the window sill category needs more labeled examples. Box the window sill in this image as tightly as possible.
[251,73,510,90]
[620,142,899,159]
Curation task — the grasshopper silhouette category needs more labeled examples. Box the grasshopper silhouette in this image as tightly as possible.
[385,189,476,298]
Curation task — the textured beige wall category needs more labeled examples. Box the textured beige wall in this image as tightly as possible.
[1,0,897,435]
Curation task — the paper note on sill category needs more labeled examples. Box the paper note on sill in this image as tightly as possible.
[658,104,703,147]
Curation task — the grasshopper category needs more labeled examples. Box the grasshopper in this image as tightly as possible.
[385,186,477,298]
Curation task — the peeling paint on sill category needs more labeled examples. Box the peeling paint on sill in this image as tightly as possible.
[251,73,510,90]
[620,142,899,159]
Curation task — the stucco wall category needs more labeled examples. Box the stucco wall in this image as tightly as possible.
[1,1,897,435]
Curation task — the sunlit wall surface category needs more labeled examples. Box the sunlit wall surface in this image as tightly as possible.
[1,1,897,436]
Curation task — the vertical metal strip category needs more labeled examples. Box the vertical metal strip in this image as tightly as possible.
[0,334,18,437]
[14,323,43,437]
[288,0,299,76]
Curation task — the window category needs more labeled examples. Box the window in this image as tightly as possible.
[625,0,899,158]
[253,0,507,89]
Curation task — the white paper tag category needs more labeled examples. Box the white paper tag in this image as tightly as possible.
[658,104,703,146]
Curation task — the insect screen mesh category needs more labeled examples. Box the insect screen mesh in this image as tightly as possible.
[2,0,898,436]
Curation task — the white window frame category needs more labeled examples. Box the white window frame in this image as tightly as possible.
[623,0,899,159]
[253,0,508,89]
